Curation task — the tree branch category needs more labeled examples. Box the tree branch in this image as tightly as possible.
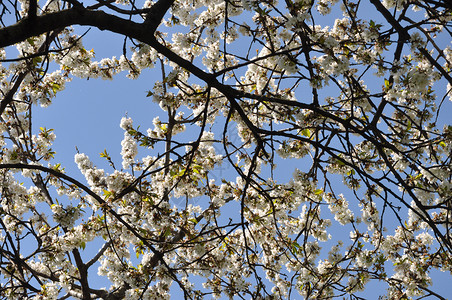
[143,0,175,32]
[28,0,37,20]
[0,30,61,115]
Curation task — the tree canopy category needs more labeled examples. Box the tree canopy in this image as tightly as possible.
[0,0,451,299]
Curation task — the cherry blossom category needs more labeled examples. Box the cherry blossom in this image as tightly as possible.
[0,0,451,299]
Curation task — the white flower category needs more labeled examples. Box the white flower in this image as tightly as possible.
[416,232,433,245]
[74,153,93,171]
[120,132,138,169]
[120,116,133,130]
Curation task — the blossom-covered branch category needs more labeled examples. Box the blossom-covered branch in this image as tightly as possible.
[0,0,451,299]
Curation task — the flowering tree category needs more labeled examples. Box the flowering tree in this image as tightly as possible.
[0,0,451,299]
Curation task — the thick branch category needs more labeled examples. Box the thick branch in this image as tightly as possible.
[143,0,175,32]
[0,9,143,49]
[28,0,37,20]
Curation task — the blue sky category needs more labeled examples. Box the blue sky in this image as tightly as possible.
[33,71,452,298]
[24,5,452,299]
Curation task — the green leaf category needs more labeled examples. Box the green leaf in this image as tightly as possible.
[100,149,110,159]
[52,163,64,172]
[291,241,301,254]
[301,128,311,137]
[314,189,323,195]
[32,56,42,66]
[179,169,187,177]
[45,150,56,159]
[103,189,113,200]
[406,120,412,131]
[336,159,345,166]
[369,20,382,30]
[162,227,171,237]
[51,83,60,94]
[39,127,54,139]
[27,38,35,46]
[192,164,202,174]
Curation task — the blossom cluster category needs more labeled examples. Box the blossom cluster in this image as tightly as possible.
[0,0,451,299]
